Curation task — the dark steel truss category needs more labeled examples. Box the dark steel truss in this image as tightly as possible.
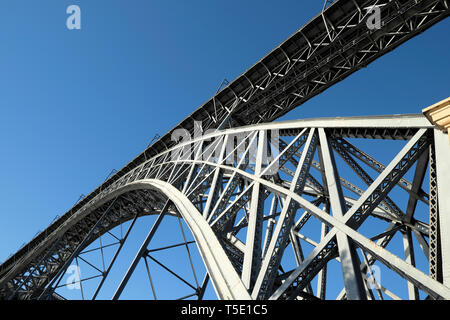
[0,1,442,252]
[0,0,449,301]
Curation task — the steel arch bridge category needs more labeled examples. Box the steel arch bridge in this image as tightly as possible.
[1,0,449,300]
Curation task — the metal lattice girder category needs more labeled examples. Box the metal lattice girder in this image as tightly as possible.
[317,128,367,300]
[272,128,433,299]
[0,2,445,267]
[2,114,450,300]
[433,130,450,287]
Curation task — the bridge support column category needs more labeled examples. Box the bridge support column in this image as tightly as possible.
[424,98,450,287]
[433,130,450,287]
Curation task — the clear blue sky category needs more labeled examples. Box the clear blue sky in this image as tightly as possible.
[0,1,448,300]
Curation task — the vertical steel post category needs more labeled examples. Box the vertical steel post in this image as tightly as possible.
[434,130,450,287]
[318,128,367,300]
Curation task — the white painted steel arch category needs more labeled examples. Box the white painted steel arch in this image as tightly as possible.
[112,179,252,300]
[2,114,450,301]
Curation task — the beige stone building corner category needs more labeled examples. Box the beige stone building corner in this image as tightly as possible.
[423,97,450,143]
